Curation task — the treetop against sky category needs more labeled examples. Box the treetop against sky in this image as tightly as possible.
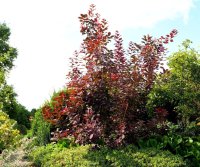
[0,0,199,110]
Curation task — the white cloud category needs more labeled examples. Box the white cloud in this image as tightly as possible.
[94,0,194,30]
[0,0,195,110]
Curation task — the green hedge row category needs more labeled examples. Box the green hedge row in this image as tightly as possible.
[30,144,186,167]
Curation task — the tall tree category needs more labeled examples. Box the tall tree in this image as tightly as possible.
[0,23,31,133]
[0,23,17,112]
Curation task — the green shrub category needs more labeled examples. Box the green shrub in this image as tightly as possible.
[30,109,50,146]
[87,146,186,167]
[0,111,20,152]
[138,132,200,167]
[147,40,200,125]
[30,143,186,167]
[57,138,79,148]
[16,124,28,135]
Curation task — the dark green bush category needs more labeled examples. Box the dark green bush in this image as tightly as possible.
[16,124,28,135]
[14,103,31,130]
[30,143,186,167]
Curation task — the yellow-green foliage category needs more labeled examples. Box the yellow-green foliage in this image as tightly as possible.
[0,111,20,151]
[30,144,186,167]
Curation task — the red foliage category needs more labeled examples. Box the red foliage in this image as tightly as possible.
[42,4,177,147]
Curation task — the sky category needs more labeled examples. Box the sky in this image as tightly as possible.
[0,0,200,110]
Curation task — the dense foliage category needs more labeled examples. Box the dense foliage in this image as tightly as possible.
[137,121,199,166]
[0,111,20,152]
[0,23,17,112]
[142,40,200,166]
[31,109,50,146]
[147,40,200,126]
[42,4,177,147]
[1,4,199,167]
[30,143,186,167]
[0,23,17,74]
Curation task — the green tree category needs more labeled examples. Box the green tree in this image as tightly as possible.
[0,23,31,133]
[0,23,17,73]
[0,23,17,112]
[14,103,31,134]
[147,40,200,125]
[0,84,17,115]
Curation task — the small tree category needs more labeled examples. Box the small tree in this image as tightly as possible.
[42,4,177,146]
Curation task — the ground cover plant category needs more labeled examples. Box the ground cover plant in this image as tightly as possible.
[30,143,186,167]
[0,138,34,167]
[136,120,200,166]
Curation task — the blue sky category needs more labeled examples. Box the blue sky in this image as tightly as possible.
[121,0,200,52]
[0,0,199,110]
